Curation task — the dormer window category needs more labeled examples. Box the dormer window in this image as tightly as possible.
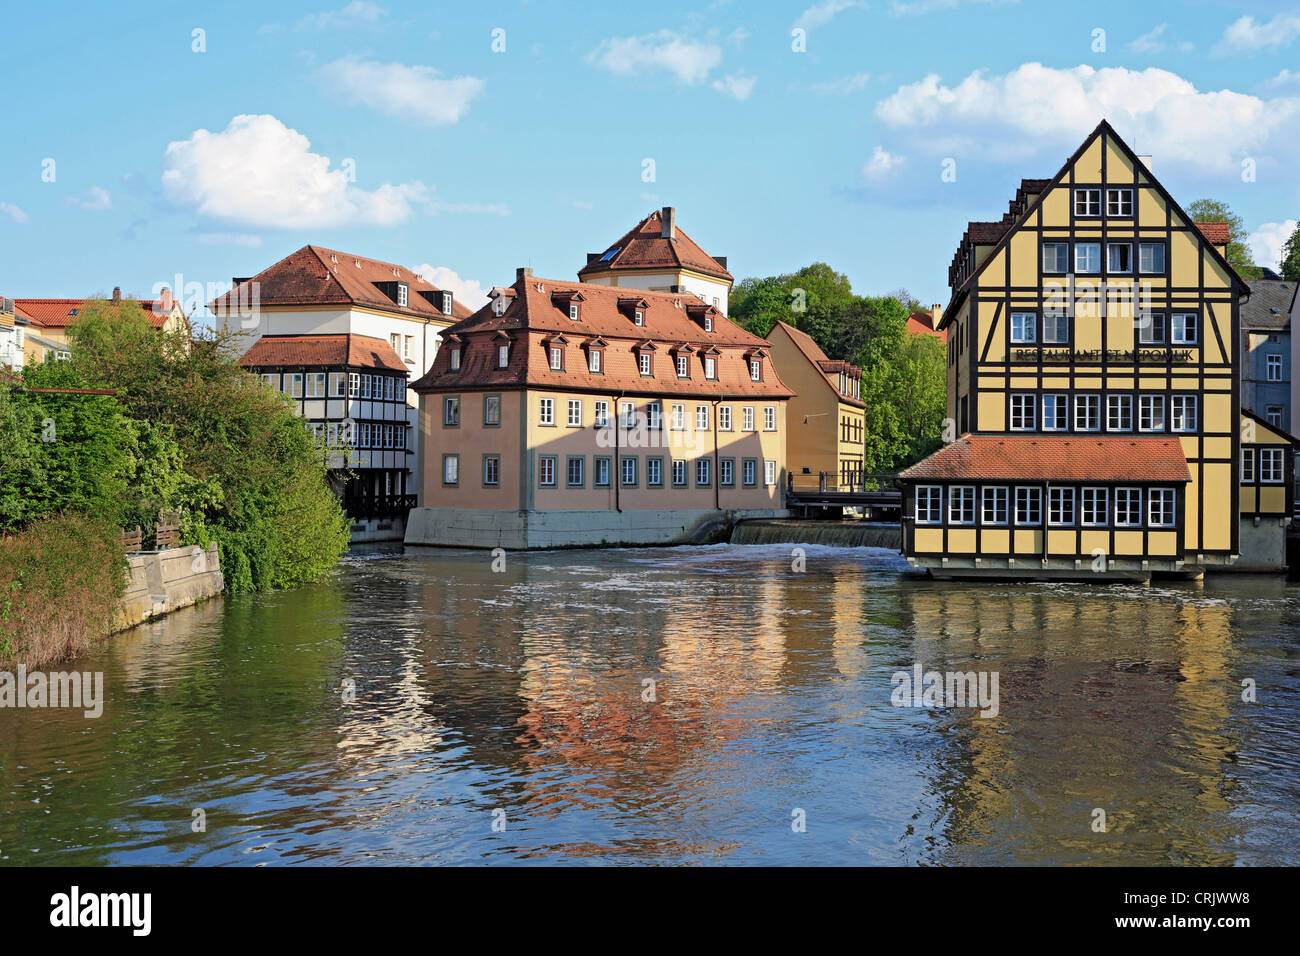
[550,345,564,371]
[589,349,602,373]
[705,315,714,333]
[639,353,652,376]
[493,297,507,316]
[750,358,762,382]
[569,304,580,321]
[635,310,644,326]
[703,354,717,380]
[497,343,510,368]
[441,291,453,314]
[677,355,689,378]
[618,296,648,326]
[450,348,461,371]
[397,282,408,308]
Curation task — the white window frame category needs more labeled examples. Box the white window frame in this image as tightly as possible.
[497,343,509,368]
[1171,395,1198,433]
[550,346,563,371]
[1081,487,1108,527]
[1266,354,1283,382]
[1074,188,1101,217]
[1138,394,1165,433]
[1010,393,1036,431]
[1260,448,1284,483]
[743,406,755,431]
[1010,312,1037,345]
[1106,188,1133,217]
[567,399,582,427]
[1075,394,1101,432]
[1075,242,1101,274]
[1148,488,1176,527]
[696,405,709,431]
[948,485,976,525]
[1042,394,1068,431]
[1171,312,1198,345]
[982,486,1008,525]
[1115,487,1143,527]
[538,397,554,426]
[719,405,732,431]
[589,349,601,373]
[763,406,776,431]
[1014,487,1042,526]
[1048,487,1075,527]
[1106,394,1133,432]
[915,486,942,524]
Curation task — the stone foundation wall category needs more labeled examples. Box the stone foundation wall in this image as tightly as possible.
[113,544,224,632]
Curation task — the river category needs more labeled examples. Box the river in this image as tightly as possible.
[1,543,1297,865]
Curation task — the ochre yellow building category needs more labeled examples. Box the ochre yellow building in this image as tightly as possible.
[900,120,1254,581]
[765,320,865,488]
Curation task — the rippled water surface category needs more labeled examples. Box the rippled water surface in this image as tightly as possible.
[1,543,1297,865]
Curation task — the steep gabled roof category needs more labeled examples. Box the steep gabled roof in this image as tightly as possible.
[768,320,865,408]
[578,209,733,282]
[1242,278,1295,331]
[899,435,1191,483]
[208,245,474,320]
[236,333,408,373]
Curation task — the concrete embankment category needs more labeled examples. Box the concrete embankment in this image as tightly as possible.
[730,520,902,549]
[112,544,224,632]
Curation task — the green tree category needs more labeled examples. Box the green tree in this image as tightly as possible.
[0,375,47,532]
[1279,222,1300,282]
[1186,198,1261,279]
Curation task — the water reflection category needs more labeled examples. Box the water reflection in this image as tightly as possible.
[0,545,1296,866]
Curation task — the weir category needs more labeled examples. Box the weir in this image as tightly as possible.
[729,519,902,549]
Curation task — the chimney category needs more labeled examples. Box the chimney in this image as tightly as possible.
[516,267,533,282]
[661,207,676,240]
[1137,155,1153,171]
[160,287,173,312]
[931,304,942,325]
[112,286,121,303]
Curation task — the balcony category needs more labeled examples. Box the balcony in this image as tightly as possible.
[342,493,418,520]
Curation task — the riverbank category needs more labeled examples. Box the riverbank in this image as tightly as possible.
[112,544,225,634]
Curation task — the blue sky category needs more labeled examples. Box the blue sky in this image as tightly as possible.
[2,0,1299,319]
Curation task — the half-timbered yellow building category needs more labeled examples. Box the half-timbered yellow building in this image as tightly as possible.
[900,120,1253,581]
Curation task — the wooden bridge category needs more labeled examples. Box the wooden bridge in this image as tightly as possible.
[785,473,902,517]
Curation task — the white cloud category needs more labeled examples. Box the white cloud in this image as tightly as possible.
[811,71,871,94]
[1264,68,1300,88]
[1218,12,1300,53]
[796,1,866,29]
[874,62,1300,174]
[727,27,750,48]
[0,202,28,224]
[412,264,488,308]
[195,232,263,247]
[318,56,483,126]
[1248,220,1299,272]
[162,114,431,229]
[712,72,756,100]
[861,145,905,180]
[298,1,388,30]
[1130,23,1168,53]
[587,31,722,85]
[66,186,112,211]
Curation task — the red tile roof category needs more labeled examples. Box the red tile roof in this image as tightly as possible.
[578,209,733,282]
[769,320,865,407]
[208,245,474,321]
[15,297,178,329]
[899,435,1191,483]
[907,312,947,341]
[1194,221,1231,245]
[236,333,408,373]
[414,275,791,399]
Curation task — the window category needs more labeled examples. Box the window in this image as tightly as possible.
[361,374,373,400]
[677,355,689,378]
[647,457,663,487]
[483,456,500,487]
[1266,405,1283,427]
[1075,243,1101,273]
[348,372,360,397]
[1139,242,1166,274]
[1260,448,1284,483]
[287,373,303,398]
[647,401,662,431]
[1042,394,1068,431]
[306,372,326,398]
[539,397,554,426]
[443,454,460,486]
[1048,487,1075,526]
[671,403,686,430]
[1149,488,1176,527]
[763,406,776,431]
[764,460,776,486]
[621,401,637,430]
[1266,354,1283,382]
[484,395,501,426]
[359,423,372,448]
[443,396,460,426]
[566,456,584,487]
[385,377,396,401]
[1139,394,1165,432]
[1015,487,1042,526]
[704,356,717,379]
[743,406,755,431]
[719,458,734,487]
[1011,312,1037,344]
[1107,243,1132,274]
[742,459,757,487]
[259,373,277,389]
[567,399,582,427]
[390,333,402,355]
[330,372,346,397]
[634,310,644,326]
[719,406,732,430]
[1043,311,1069,344]
[639,352,652,376]
[1171,395,1197,432]
[621,456,637,487]
[915,486,943,524]
[1107,394,1133,431]
[1075,394,1101,431]
[696,458,711,487]
[949,486,976,525]
[497,343,509,368]
[705,315,714,333]
[1242,448,1255,482]
[589,349,602,373]
[1081,487,1108,527]
[672,459,687,487]
[750,359,762,382]
[538,456,556,487]
[1042,242,1069,274]
[594,400,609,429]
[569,304,579,321]
[550,346,563,371]
[1106,188,1133,217]
[396,283,408,308]
[1139,311,1165,345]
[1115,488,1142,527]
[404,336,414,360]
[594,457,611,488]
[1172,313,1198,345]
[982,486,1008,525]
[1075,189,1101,217]
[1010,394,1036,431]
[696,405,710,431]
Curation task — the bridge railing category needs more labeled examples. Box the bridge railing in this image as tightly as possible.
[786,472,899,495]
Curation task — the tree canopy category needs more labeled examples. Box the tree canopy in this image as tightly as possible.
[1186,198,1261,279]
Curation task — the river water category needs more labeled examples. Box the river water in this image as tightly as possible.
[1,543,1297,866]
